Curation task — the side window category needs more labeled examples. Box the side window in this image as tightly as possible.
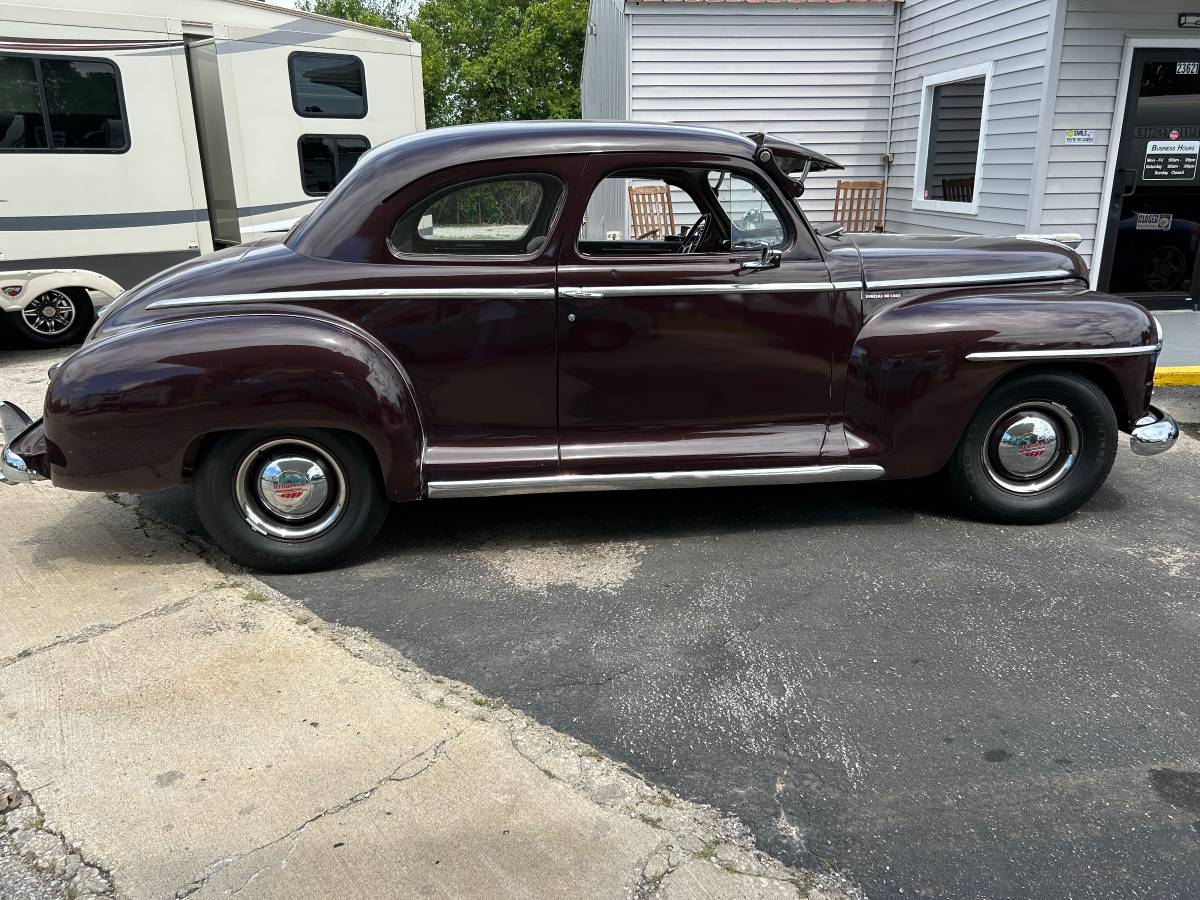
[708,172,786,248]
[390,174,564,257]
[0,54,127,152]
[289,52,366,118]
[577,167,789,256]
[298,134,370,196]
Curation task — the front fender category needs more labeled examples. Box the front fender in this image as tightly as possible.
[843,286,1156,478]
[44,312,424,499]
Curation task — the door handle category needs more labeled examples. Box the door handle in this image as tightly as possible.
[1116,169,1137,198]
[559,287,604,299]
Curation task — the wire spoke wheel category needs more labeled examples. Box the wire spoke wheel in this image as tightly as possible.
[21,289,77,336]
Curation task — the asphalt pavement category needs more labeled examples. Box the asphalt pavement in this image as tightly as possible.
[129,388,1200,900]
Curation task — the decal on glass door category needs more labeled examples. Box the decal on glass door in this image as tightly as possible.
[1143,141,1200,181]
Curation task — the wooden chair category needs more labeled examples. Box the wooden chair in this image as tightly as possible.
[941,177,975,203]
[831,179,885,233]
[628,183,676,240]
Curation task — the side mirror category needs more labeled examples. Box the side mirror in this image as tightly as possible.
[740,241,782,272]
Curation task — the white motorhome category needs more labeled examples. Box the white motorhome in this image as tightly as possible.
[0,0,423,346]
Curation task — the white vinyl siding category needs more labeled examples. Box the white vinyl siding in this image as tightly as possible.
[626,1,897,224]
[1037,0,1197,267]
[885,0,1054,235]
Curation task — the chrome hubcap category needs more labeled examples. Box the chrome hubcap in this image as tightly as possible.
[234,439,346,541]
[982,401,1079,494]
[22,290,76,336]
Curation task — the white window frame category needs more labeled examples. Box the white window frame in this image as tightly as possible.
[911,62,994,215]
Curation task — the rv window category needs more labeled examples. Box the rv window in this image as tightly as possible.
[299,135,370,196]
[0,56,48,149]
[41,58,126,150]
[289,53,366,118]
[0,54,127,153]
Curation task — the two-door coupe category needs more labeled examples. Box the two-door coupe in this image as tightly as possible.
[0,122,1179,571]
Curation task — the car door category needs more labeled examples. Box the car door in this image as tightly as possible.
[556,153,838,473]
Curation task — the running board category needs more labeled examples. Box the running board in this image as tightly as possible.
[426,464,886,499]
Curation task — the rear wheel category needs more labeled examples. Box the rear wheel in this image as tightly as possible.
[193,429,389,573]
[946,371,1117,524]
[7,287,95,347]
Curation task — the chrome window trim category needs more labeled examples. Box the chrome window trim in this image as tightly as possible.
[966,345,1160,361]
[147,287,557,309]
[427,464,885,499]
[865,269,1073,290]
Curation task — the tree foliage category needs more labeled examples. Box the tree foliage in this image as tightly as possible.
[299,0,587,128]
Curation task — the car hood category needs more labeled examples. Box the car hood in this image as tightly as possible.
[846,232,1089,288]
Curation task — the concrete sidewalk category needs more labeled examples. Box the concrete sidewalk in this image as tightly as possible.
[1156,310,1200,384]
[0,484,857,898]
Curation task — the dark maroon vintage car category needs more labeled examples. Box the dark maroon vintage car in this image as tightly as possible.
[0,122,1179,571]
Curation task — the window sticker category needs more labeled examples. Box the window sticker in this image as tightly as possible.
[1135,213,1174,231]
[1143,141,1200,181]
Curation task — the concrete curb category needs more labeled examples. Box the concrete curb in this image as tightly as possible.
[1155,366,1200,387]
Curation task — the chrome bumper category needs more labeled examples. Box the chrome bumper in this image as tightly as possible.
[1129,405,1179,457]
[0,401,43,485]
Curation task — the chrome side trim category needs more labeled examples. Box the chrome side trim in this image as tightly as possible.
[147,287,557,309]
[966,345,1160,361]
[559,282,837,299]
[831,280,863,291]
[427,463,886,499]
[866,269,1072,291]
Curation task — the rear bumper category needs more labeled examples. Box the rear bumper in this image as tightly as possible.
[1129,405,1179,456]
[0,402,47,485]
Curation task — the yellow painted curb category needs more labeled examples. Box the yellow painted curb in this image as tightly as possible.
[1155,366,1200,387]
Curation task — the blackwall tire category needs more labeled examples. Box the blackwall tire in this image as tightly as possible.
[193,429,389,573]
[947,371,1117,524]
[7,288,95,348]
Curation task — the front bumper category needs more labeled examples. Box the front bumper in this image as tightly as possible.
[1129,405,1179,456]
[0,402,46,485]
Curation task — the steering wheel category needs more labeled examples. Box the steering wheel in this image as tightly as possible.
[680,213,711,254]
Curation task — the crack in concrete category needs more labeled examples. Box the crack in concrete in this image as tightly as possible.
[174,731,461,898]
[0,760,115,897]
[0,596,203,670]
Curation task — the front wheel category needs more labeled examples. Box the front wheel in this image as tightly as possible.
[6,287,95,347]
[193,429,389,573]
[946,371,1117,524]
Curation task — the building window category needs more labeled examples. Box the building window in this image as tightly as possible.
[913,63,992,214]
[289,52,366,118]
[0,54,128,152]
[298,135,370,196]
[389,174,565,257]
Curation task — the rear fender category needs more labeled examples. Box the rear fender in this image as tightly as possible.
[843,287,1156,478]
[45,312,424,499]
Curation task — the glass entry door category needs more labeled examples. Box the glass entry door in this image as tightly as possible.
[1099,49,1200,307]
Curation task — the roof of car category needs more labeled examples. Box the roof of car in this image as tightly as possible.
[288,121,833,260]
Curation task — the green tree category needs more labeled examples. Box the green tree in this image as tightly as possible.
[299,0,587,128]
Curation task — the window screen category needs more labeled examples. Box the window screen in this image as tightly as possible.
[0,54,127,152]
[390,175,564,257]
[920,75,985,204]
[299,134,370,196]
[289,52,366,118]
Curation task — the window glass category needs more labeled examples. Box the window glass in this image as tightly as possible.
[290,53,366,118]
[41,58,125,150]
[578,167,788,255]
[709,172,786,248]
[920,75,985,204]
[299,134,369,196]
[0,55,47,149]
[391,175,563,256]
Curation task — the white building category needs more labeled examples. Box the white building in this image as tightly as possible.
[583,0,1200,308]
